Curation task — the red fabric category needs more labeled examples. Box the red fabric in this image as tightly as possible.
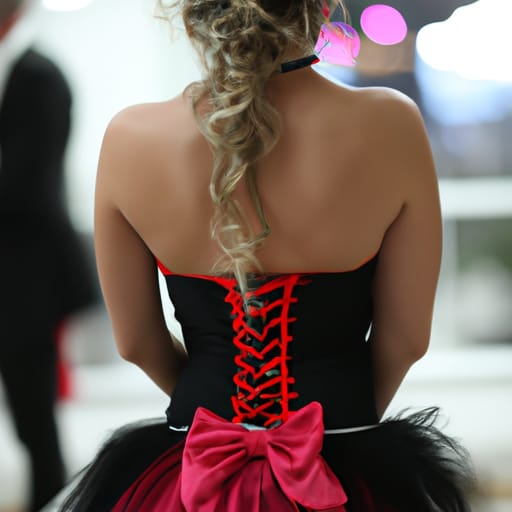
[227,275,306,426]
[156,258,173,275]
[113,402,347,512]
[350,477,397,512]
[323,2,330,19]
[54,321,73,401]
[112,442,184,511]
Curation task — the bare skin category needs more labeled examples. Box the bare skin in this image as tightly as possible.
[95,65,442,418]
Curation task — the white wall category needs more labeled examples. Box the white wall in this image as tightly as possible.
[30,0,202,231]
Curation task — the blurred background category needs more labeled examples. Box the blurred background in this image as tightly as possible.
[0,0,511,510]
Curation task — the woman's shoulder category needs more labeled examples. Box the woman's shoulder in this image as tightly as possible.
[104,94,189,146]
[98,94,195,178]
[340,84,423,131]
[310,77,427,159]
[318,82,435,202]
[334,84,430,165]
[348,85,437,196]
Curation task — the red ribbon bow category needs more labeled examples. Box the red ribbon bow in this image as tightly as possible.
[181,401,348,511]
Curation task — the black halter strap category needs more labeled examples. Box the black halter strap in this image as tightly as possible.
[279,54,319,73]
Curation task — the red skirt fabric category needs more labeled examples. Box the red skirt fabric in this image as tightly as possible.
[113,402,349,512]
[59,404,473,512]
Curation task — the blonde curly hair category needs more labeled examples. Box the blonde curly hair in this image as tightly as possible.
[157,0,347,294]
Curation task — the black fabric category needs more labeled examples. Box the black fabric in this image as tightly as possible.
[0,49,71,216]
[165,260,378,430]
[0,48,98,511]
[61,409,473,512]
[0,345,65,512]
[0,49,98,330]
[61,421,186,512]
[60,254,474,511]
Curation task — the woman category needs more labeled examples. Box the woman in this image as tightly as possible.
[62,1,473,510]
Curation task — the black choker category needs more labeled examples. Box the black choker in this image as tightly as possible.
[279,54,319,73]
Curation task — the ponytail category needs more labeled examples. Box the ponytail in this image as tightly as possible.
[157,1,347,294]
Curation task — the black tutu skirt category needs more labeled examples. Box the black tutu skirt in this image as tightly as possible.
[58,406,474,512]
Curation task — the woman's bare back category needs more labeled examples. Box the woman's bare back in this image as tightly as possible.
[69,4,473,507]
[107,67,422,275]
[96,58,441,419]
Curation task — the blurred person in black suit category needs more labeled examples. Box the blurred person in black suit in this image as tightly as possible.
[0,1,97,510]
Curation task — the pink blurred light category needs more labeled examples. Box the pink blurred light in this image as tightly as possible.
[360,4,408,45]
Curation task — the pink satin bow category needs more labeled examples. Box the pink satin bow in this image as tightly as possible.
[181,401,348,511]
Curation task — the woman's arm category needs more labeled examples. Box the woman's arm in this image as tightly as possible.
[94,110,187,396]
[369,94,442,418]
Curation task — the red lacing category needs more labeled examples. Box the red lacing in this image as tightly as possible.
[224,275,307,427]
[156,257,309,427]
